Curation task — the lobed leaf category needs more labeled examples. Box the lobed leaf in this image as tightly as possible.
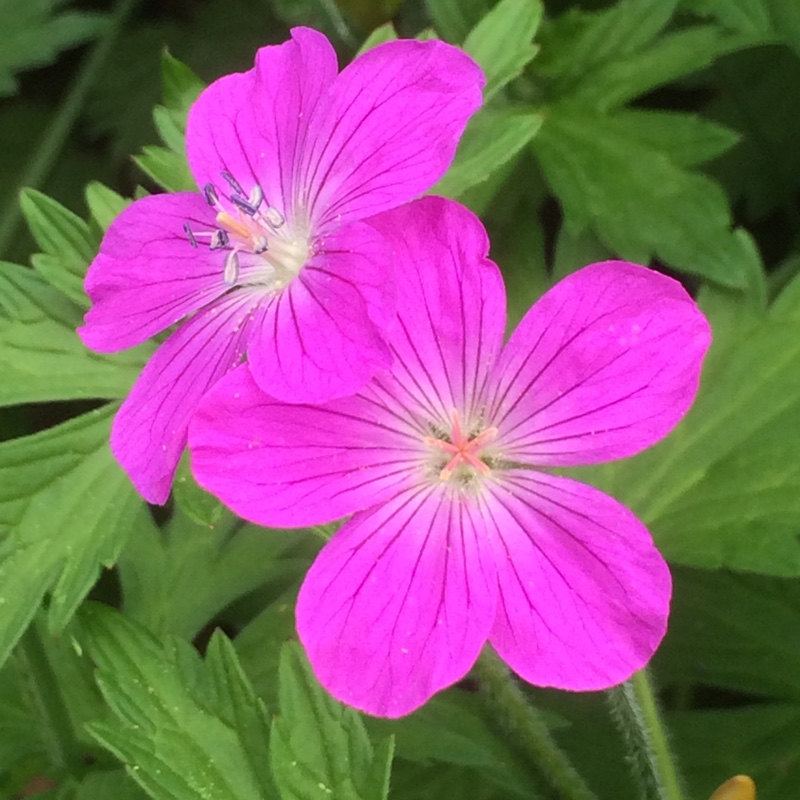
[271,642,394,800]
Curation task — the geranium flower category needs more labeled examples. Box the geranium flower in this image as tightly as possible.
[189,197,711,718]
[78,28,483,503]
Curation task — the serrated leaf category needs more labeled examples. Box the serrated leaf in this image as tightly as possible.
[161,49,205,116]
[0,3,108,97]
[118,508,312,640]
[271,642,394,800]
[85,181,130,233]
[433,109,542,199]
[463,0,542,100]
[603,109,741,167]
[0,406,151,656]
[133,146,196,193]
[0,261,147,407]
[19,189,94,307]
[205,632,277,798]
[533,108,751,287]
[83,604,265,800]
[566,25,752,111]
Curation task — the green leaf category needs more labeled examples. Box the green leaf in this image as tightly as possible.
[577,292,800,575]
[0,3,107,97]
[133,146,196,193]
[356,22,398,54]
[85,181,130,233]
[271,642,394,800]
[82,605,265,800]
[565,25,752,112]
[0,406,150,658]
[656,568,800,701]
[424,0,490,42]
[118,508,312,640]
[591,110,741,168]
[172,455,225,527]
[161,49,205,117]
[205,632,278,798]
[667,703,800,799]
[463,0,542,100]
[533,108,752,287]
[0,261,147,407]
[433,109,542,200]
[72,769,151,800]
[19,189,94,307]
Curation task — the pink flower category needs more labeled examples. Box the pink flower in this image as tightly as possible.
[79,28,484,503]
[189,197,712,718]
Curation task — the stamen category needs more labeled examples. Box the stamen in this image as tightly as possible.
[231,194,259,217]
[224,250,240,286]
[183,222,197,248]
[221,170,245,196]
[264,206,285,228]
[252,235,268,254]
[209,229,230,250]
[248,184,264,209]
[204,183,219,207]
[216,211,252,241]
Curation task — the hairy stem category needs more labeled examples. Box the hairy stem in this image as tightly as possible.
[607,669,686,800]
[474,647,599,800]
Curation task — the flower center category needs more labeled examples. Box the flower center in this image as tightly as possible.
[183,170,310,291]
[423,409,498,482]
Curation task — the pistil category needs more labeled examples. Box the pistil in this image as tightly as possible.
[424,409,498,481]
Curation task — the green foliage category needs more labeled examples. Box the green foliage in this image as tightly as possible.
[83,604,272,800]
[463,0,542,101]
[533,109,752,287]
[271,642,395,800]
[0,1,107,97]
[0,407,150,661]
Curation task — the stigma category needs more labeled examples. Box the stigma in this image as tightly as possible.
[423,409,498,483]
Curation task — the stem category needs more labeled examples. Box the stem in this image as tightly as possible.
[474,647,599,800]
[0,0,140,258]
[18,623,83,774]
[607,669,685,800]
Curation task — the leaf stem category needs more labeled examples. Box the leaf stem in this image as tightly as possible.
[18,622,83,774]
[474,647,599,800]
[607,669,686,800]
[0,0,140,258]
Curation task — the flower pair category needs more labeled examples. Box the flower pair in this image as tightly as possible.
[81,29,712,718]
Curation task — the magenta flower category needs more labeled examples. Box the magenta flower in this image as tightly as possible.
[189,197,711,718]
[78,28,483,503]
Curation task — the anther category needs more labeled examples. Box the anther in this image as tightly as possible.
[231,194,259,217]
[264,206,285,228]
[221,170,245,196]
[252,235,268,254]
[248,184,264,209]
[183,222,197,248]
[209,229,230,250]
[203,183,219,207]
[224,251,240,286]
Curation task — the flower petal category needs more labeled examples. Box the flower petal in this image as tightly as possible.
[489,262,712,465]
[296,485,497,717]
[80,193,228,352]
[485,471,671,690]
[189,363,422,527]
[186,27,338,220]
[368,196,506,423]
[111,293,258,504]
[246,220,393,403]
[303,40,484,229]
